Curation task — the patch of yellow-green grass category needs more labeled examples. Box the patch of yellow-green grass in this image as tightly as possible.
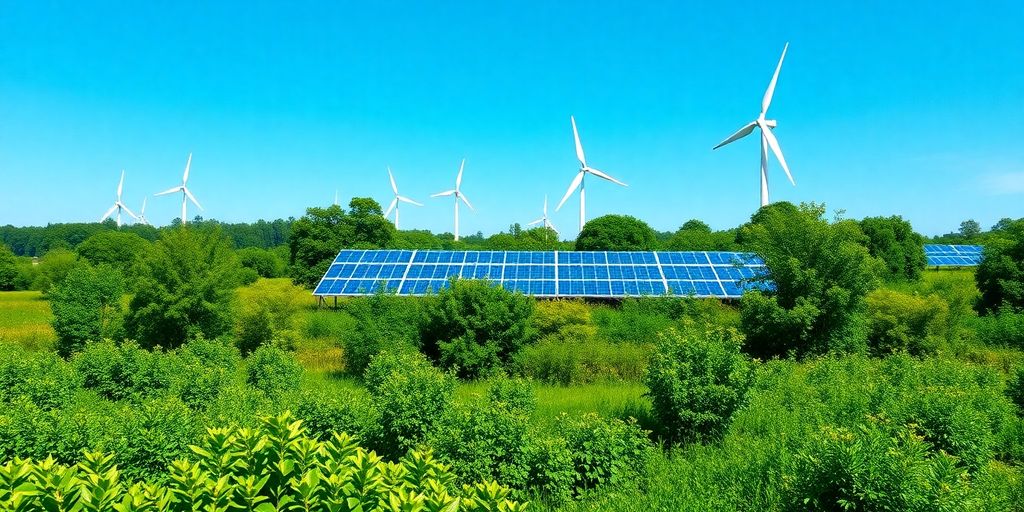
[0,291,55,350]
[456,379,650,428]
[295,338,346,375]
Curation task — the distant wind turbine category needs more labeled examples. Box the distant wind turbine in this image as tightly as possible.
[431,159,473,241]
[556,116,627,232]
[713,42,794,207]
[155,152,203,225]
[527,195,558,235]
[383,167,422,229]
[136,197,150,226]
[100,169,138,228]
[334,190,339,207]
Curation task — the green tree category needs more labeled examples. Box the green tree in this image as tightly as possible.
[49,264,126,356]
[236,246,285,278]
[35,248,83,293]
[665,219,737,251]
[738,202,879,358]
[859,215,927,280]
[421,279,536,379]
[125,228,240,349]
[0,244,17,290]
[959,219,981,239]
[974,218,1024,314]
[575,214,657,251]
[75,230,151,282]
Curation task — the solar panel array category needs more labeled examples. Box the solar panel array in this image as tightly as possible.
[924,244,983,267]
[313,250,767,298]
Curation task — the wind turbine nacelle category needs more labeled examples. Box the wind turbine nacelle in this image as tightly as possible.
[763,119,778,128]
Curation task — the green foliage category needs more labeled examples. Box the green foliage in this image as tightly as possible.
[236,279,306,355]
[531,300,592,340]
[236,246,286,278]
[75,230,151,283]
[126,227,240,349]
[975,310,1024,349]
[0,345,78,410]
[0,244,17,290]
[739,202,879,358]
[291,389,383,446]
[0,411,528,511]
[1008,366,1024,413]
[364,351,455,459]
[245,346,302,398]
[72,341,175,401]
[35,247,83,293]
[554,412,651,494]
[341,293,424,376]
[422,279,536,379]
[575,214,657,251]
[975,219,1024,314]
[515,338,651,385]
[646,326,752,444]
[665,220,737,251]
[865,288,949,356]
[288,200,396,287]
[859,215,927,281]
[49,264,126,357]
[785,418,973,512]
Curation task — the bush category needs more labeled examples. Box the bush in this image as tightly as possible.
[34,247,82,293]
[575,214,657,251]
[974,218,1024,314]
[72,340,175,401]
[75,230,151,283]
[646,326,752,444]
[125,227,240,349]
[514,338,651,385]
[975,309,1024,349]
[341,293,424,376]
[49,264,126,357]
[365,350,455,459]
[0,346,78,410]
[532,300,592,339]
[785,418,973,512]
[554,412,651,494]
[245,345,302,398]
[865,289,948,356]
[174,337,243,410]
[291,389,382,446]
[1009,366,1024,413]
[0,244,16,290]
[236,246,286,278]
[859,215,927,280]
[421,279,535,379]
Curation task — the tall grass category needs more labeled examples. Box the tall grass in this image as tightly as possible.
[0,291,55,350]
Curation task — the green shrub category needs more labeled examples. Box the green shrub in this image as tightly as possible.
[75,230,151,284]
[421,279,535,379]
[523,436,577,505]
[236,307,274,355]
[514,338,651,385]
[976,309,1024,349]
[1009,366,1024,413]
[785,418,973,512]
[291,389,383,446]
[341,293,423,376]
[0,244,17,290]
[532,299,592,339]
[245,345,302,398]
[486,376,536,414]
[0,412,528,511]
[365,351,455,459]
[72,340,175,401]
[554,412,651,494]
[575,214,657,251]
[236,266,260,285]
[109,395,199,481]
[974,219,1024,314]
[173,338,242,410]
[49,264,126,357]
[865,288,948,356]
[0,346,78,410]
[236,246,285,278]
[859,215,927,281]
[646,326,752,444]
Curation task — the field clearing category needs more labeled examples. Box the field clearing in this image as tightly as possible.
[0,291,54,350]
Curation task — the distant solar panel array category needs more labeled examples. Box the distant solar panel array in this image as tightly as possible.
[923,244,983,267]
[313,245,983,299]
[314,250,767,298]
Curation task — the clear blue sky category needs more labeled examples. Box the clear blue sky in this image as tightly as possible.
[2,1,1022,237]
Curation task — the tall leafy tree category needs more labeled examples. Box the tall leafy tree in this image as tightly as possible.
[49,264,125,356]
[665,219,737,251]
[0,244,18,290]
[974,218,1024,314]
[739,202,880,358]
[75,231,152,283]
[859,215,927,280]
[125,227,240,348]
[575,214,657,251]
[288,198,395,287]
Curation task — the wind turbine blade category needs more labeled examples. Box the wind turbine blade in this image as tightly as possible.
[100,204,118,222]
[117,169,125,198]
[431,190,456,198]
[183,187,204,210]
[384,197,398,219]
[527,218,544,226]
[556,171,585,211]
[155,186,182,196]
[547,220,559,235]
[571,115,586,167]
[586,167,627,187]
[398,196,423,206]
[758,120,795,185]
[456,159,465,189]
[713,121,758,150]
[141,197,147,214]
[387,167,398,194]
[182,153,193,183]
[543,195,548,215]
[459,193,474,211]
[761,42,789,115]
[120,205,138,220]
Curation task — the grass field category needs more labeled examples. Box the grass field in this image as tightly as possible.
[0,290,54,350]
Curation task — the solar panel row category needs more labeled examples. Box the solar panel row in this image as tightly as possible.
[923,244,983,267]
[315,250,767,298]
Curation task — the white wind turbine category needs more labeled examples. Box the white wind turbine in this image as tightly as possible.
[556,116,627,232]
[431,159,473,241]
[713,43,794,207]
[527,195,558,235]
[383,167,423,229]
[100,170,138,228]
[135,197,150,226]
[155,152,203,225]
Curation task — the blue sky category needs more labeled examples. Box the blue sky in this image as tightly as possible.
[1,1,1022,237]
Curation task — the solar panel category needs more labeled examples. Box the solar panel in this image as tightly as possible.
[923,245,983,266]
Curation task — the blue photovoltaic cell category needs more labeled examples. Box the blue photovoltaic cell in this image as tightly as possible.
[924,245,983,267]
